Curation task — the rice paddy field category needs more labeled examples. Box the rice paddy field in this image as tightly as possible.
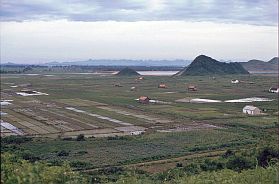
[1,72,278,173]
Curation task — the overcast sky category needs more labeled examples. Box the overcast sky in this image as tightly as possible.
[0,0,278,64]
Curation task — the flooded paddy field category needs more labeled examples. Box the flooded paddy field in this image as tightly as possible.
[0,73,278,169]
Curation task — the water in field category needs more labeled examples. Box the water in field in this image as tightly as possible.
[137,71,179,76]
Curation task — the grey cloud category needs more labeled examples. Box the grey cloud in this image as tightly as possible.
[0,0,277,25]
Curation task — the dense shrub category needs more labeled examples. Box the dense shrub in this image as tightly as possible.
[18,151,40,162]
[183,163,201,175]
[257,147,279,167]
[226,156,256,172]
[1,153,88,184]
[1,136,32,144]
[70,161,91,169]
[76,134,85,141]
[101,166,124,175]
[76,150,88,155]
[107,136,128,140]
[222,149,234,158]
[63,137,73,141]
[48,159,64,166]
[176,162,183,167]
[200,159,225,171]
[57,150,70,157]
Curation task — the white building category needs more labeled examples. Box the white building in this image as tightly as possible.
[231,79,239,84]
[243,105,261,115]
[269,87,279,93]
[130,131,145,135]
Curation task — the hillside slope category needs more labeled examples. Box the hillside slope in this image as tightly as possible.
[175,55,249,76]
[240,57,278,72]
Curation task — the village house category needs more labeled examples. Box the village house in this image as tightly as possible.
[20,89,36,94]
[188,85,197,91]
[130,130,145,135]
[269,87,279,93]
[243,105,261,115]
[18,83,32,87]
[231,79,239,84]
[158,84,167,88]
[114,83,123,87]
[138,96,150,104]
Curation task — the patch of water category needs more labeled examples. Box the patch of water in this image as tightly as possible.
[225,97,273,103]
[16,91,49,96]
[65,107,132,126]
[190,98,222,103]
[1,120,24,135]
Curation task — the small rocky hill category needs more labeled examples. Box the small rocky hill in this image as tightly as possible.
[116,67,140,76]
[175,55,249,76]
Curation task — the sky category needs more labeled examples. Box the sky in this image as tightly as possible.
[0,0,278,64]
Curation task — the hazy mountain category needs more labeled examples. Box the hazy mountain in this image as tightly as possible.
[116,67,140,76]
[240,57,278,72]
[44,59,191,66]
[175,55,249,76]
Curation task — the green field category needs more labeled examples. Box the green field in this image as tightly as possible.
[1,73,278,183]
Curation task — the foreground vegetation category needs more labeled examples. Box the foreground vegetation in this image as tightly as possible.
[1,149,278,184]
[1,135,279,183]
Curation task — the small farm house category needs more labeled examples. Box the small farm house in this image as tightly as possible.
[158,84,167,88]
[243,105,261,115]
[139,96,150,104]
[188,85,197,91]
[269,87,279,93]
[114,83,123,87]
[231,79,239,84]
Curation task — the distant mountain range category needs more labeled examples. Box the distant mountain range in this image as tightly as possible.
[240,57,278,72]
[175,55,249,76]
[1,57,278,74]
[43,59,191,66]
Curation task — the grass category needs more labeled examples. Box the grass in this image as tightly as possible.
[17,128,256,169]
[1,73,278,175]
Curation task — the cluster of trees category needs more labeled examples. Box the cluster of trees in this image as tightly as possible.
[155,147,279,181]
[0,66,33,74]
[1,153,89,184]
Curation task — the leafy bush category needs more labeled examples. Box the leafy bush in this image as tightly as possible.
[48,159,64,166]
[57,150,69,157]
[226,156,256,172]
[63,137,73,141]
[18,151,40,162]
[101,166,124,175]
[70,161,91,170]
[176,162,183,167]
[76,150,88,155]
[76,134,85,141]
[1,136,32,144]
[183,163,201,175]
[1,153,88,184]
[222,149,235,158]
[107,136,128,140]
[200,159,225,171]
[257,147,279,167]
